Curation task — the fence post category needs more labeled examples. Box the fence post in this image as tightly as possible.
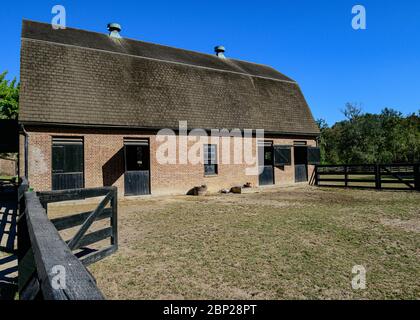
[110,187,118,248]
[314,166,318,186]
[17,179,30,263]
[415,164,420,191]
[375,165,381,190]
[344,165,348,187]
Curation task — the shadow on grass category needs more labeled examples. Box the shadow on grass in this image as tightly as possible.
[0,187,18,300]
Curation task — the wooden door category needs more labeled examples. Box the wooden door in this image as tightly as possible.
[124,140,150,196]
[259,142,274,186]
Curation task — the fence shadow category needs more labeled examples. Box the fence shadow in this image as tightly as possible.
[0,199,17,254]
[0,183,18,300]
[0,254,18,300]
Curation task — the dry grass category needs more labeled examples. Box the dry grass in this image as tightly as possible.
[49,186,420,300]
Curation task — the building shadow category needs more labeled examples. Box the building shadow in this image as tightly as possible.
[309,168,316,185]
[102,148,125,187]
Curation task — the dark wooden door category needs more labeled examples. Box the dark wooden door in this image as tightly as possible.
[124,171,150,196]
[259,166,274,186]
[295,164,308,182]
[294,146,308,182]
[259,142,274,186]
[124,141,150,196]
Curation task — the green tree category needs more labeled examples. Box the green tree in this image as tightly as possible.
[316,118,340,164]
[317,104,420,164]
[342,102,362,121]
[0,71,19,119]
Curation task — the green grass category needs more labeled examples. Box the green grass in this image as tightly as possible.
[51,186,420,300]
[0,176,15,180]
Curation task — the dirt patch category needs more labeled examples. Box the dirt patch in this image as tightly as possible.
[381,218,420,233]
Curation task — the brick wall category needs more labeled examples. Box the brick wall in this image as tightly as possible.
[24,126,316,196]
[0,158,16,176]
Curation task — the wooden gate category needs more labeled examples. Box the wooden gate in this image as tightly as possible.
[18,181,118,299]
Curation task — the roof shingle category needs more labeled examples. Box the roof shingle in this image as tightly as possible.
[19,20,320,135]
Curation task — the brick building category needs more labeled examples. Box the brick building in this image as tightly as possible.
[19,20,320,196]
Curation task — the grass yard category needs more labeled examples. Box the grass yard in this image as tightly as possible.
[0,176,15,180]
[49,186,420,300]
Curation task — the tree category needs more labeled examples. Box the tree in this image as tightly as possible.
[0,71,19,165]
[317,104,420,164]
[342,102,362,121]
[316,119,335,164]
[0,71,19,119]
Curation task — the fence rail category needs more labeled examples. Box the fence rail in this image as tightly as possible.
[18,180,118,300]
[314,164,420,191]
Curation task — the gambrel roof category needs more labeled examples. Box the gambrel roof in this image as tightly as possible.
[19,20,319,136]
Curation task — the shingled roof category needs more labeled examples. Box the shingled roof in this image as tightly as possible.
[19,20,319,135]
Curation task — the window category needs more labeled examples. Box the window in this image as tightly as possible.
[258,141,274,166]
[204,144,218,176]
[264,150,272,163]
[124,140,150,172]
[307,147,321,165]
[52,137,84,190]
[273,146,292,166]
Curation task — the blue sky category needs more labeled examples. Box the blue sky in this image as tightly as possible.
[1,0,419,124]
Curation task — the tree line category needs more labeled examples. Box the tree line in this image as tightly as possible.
[0,71,19,119]
[0,71,19,162]
[317,104,420,164]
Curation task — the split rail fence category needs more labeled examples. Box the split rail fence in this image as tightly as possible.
[314,163,420,191]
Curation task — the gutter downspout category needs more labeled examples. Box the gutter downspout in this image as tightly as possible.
[20,124,29,179]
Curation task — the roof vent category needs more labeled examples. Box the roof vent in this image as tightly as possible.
[107,23,122,38]
[214,45,226,58]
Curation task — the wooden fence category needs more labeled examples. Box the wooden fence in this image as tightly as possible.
[314,164,420,191]
[17,179,118,300]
